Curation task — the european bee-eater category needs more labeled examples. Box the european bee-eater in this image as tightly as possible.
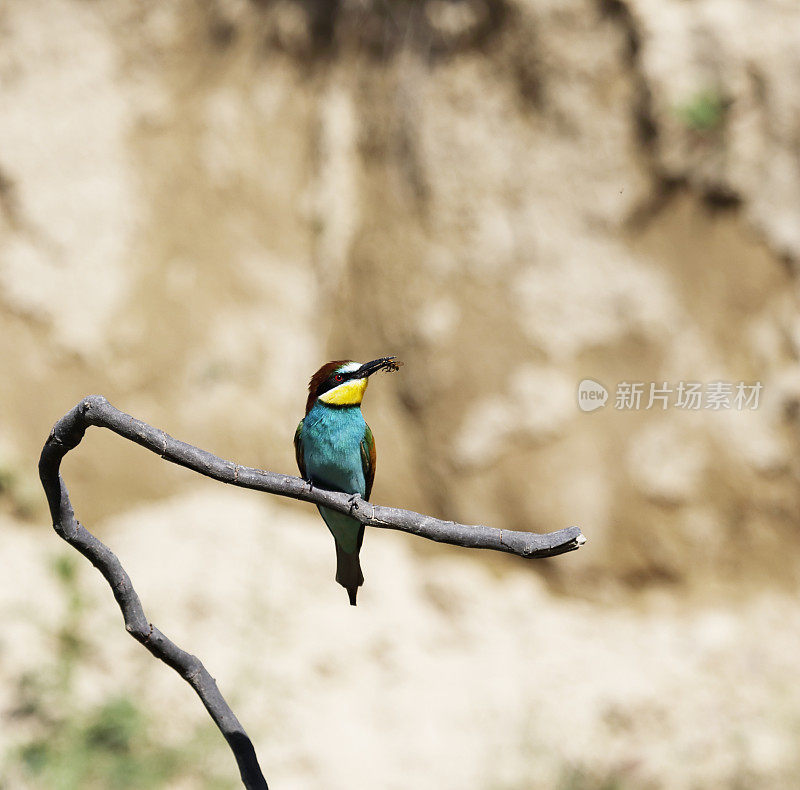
[294,357,401,606]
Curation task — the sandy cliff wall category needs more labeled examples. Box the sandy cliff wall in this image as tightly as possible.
[1,0,800,590]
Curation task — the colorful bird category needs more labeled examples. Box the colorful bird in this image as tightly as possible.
[294,357,401,605]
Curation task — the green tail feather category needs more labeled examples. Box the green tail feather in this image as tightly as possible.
[335,540,364,606]
[318,505,365,606]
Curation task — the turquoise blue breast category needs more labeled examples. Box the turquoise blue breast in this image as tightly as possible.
[301,402,367,496]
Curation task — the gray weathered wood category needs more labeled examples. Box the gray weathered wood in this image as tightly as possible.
[39,395,586,789]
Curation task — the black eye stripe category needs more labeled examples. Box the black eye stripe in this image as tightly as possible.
[315,370,352,397]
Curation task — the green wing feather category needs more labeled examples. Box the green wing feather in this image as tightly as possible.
[360,424,376,500]
[294,420,306,480]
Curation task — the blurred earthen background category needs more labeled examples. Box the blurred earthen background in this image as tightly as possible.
[2,1,800,788]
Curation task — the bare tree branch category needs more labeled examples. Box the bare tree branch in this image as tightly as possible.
[38,395,586,789]
[38,397,270,789]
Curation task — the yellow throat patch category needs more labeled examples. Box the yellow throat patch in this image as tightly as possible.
[319,377,368,406]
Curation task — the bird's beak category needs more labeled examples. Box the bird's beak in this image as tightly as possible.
[354,356,402,379]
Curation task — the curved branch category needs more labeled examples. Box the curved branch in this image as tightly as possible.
[38,397,270,789]
[39,395,586,789]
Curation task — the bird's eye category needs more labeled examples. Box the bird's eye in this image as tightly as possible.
[334,373,343,382]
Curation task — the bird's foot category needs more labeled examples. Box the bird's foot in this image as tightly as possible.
[347,493,361,515]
